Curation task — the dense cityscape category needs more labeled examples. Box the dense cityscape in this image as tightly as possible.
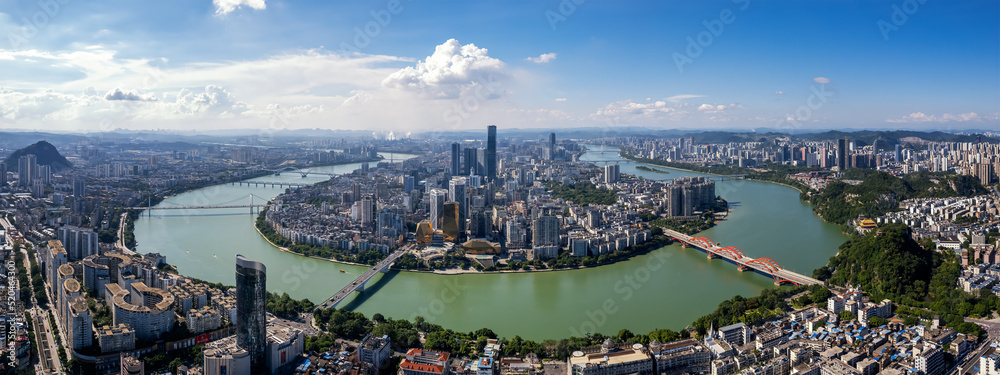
[0,124,997,375]
[1,1,997,375]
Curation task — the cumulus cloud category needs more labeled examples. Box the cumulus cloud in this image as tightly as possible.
[813,77,830,84]
[886,112,995,123]
[774,91,784,95]
[381,39,507,99]
[665,94,705,102]
[593,99,675,118]
[175,85,248,116]
[591,97,745,125]
[104,88,157,101]
[525,53,557,63]
[213,0,266,15]
[555,98,567,102]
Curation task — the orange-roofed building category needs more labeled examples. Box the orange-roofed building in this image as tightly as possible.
[400,348,451,375]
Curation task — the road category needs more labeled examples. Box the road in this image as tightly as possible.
[116,212,136,255]
[19,245,62,374]
[953,317,1000,375]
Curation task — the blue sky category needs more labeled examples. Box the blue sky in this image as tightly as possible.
[0,0,997,132]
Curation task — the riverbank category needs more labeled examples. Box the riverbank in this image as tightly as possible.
[618,152,810,194]
[254,210,689,275]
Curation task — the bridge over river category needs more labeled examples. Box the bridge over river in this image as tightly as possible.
[315,246,411,310]
[663,229,821,286]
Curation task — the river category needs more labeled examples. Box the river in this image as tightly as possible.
[133,146,847,341]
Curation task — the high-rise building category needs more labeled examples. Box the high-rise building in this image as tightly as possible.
[18,154,37,187]
[469,207,490,239]
[548,133,556,161]
[837,138,847,171]
[449,178,467,242]
[0,163,6,189]
[235,254,267,369]
[451,143,461,176]
[73,178,86,197]
[604,164,621,184]
[360,195,374,227]
[663,177,715,217]
[894,144,902,163]
[476,148,487,176]
[429,189,447,230]
[58,226,99,261]
[441,202,460,242]
[463,147,478,175]
[486,125,497,180]
[404,176,415,193]
[532,216,560,247]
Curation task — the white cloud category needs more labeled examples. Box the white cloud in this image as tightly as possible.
[813,77,830,84]
[592,97,744,125]
[555,98,567,102]
[525,53,557,64]
[886,112,996,123]
[381,39,507,99]
[213,0,266,16]
[774,91,784,95]
[665,94,705,102]
[174,85,248,115]
[104,88,157,101]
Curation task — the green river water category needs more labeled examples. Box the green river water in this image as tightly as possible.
[133,146,847,340]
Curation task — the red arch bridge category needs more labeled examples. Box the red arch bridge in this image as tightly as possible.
[662,229,821,286]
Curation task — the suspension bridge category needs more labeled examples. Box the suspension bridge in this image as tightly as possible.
[663,228,821,286]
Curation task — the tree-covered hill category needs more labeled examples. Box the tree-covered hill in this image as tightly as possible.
[807,171,987,225]
[3,140,72,171]
[817,224,933,299]
[814,223,994,336]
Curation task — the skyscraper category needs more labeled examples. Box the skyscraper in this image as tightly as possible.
[441,202,460,242]
[463,147,478,175]
[429,189,447,229]
[604,164,621,184]
[73,178,86,197]
[235,254,267,369]
[476,148,487,176]
[894,144,902,163]
[837,138,847,171]
[449,178,467,242]
[549,132,556,161]
[18,154,36,187]
[451,143,461,176]
[486,125,497,180]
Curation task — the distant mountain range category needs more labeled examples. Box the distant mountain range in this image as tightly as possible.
[0,128,994,152]
[3,141,72,171]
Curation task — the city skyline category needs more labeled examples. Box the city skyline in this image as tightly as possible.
[0,1,996,133]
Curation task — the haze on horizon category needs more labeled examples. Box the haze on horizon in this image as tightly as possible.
[0,0,997,134]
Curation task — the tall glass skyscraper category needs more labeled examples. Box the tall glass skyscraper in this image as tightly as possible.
[451,143,461,176]
[486,125,497,180]
[236,254,267,369]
